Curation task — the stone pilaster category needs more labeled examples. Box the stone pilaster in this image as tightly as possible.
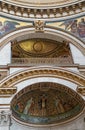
[0,110,11,130]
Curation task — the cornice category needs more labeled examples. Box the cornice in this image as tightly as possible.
[0,64,85,68]
[2,0,84,8]
[0,1,85,21]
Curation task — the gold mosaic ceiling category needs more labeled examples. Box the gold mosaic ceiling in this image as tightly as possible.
[12,38,71,58]
[5,0,81,7]
[11,82,85,125]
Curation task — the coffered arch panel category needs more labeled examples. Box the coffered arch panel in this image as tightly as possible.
[0,66,85,89]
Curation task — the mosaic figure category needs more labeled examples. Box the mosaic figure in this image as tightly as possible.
[78,18,85,37]
[23,97,34,115]
[0,20,20,36]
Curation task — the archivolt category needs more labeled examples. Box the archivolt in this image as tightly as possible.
[0,66,85,88]
[0,26,85,55]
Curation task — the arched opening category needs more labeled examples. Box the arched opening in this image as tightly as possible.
[0,26,85,55]
[11,82,85,126]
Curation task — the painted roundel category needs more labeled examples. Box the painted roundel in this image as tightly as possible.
[33,41,43,52]
[11,82,85,125]
[18,39,59,57]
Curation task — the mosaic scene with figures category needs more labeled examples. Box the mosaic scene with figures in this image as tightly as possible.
[11,82,84,125]
[0,16,85,41]
[0,16,31,36]
[47,16,85,40]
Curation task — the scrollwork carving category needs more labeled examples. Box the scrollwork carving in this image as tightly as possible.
[34,20,45,32]
[0,110,11,126]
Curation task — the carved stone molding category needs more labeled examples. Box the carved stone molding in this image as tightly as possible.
[0,110,11,126]
[34,20,45,32]
[11,57,73,65]
[0,1,85,21]
[80,71,85,76]
[0,67,85,89]
[77,86,85,96]
[0,88,17,97]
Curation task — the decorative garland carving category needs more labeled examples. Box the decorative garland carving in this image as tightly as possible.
[0,1,85,20]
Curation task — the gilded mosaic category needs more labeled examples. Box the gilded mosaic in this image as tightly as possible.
[11,82,84,125]
[47,16,85,41]
[12,39,71,58]
[0,16,31,36]
[0,16,85,41]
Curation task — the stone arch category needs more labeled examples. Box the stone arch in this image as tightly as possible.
[0,26,85,55]
[0,66,85,88]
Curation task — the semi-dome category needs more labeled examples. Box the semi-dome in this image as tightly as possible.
[11,82,85,126]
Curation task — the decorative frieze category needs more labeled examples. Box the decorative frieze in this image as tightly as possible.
[0,88,17,97]
[0,1,85,20]
[11,57,73,65]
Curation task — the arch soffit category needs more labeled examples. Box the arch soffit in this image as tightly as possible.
[0,66,85,88]
[0,26,85,55]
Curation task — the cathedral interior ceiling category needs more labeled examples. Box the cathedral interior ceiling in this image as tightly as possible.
[0,0,85,127]
[11,82,85,126]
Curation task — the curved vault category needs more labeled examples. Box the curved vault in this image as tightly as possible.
[11,82,85,126]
